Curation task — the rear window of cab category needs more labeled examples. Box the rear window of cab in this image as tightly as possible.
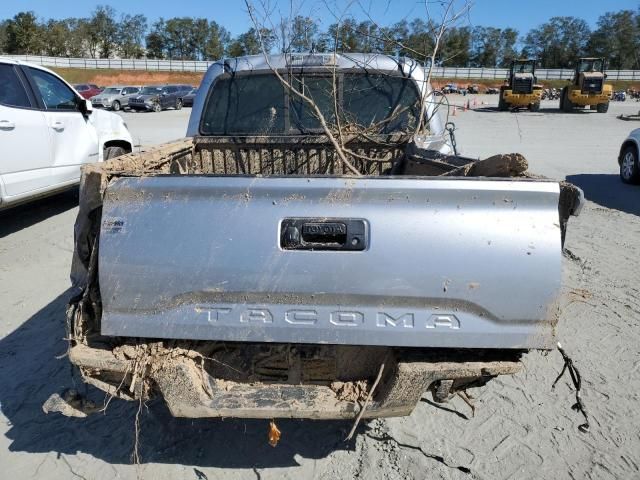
[200,72,421,136]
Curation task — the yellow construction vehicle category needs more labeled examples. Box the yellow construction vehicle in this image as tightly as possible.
[498,59,543,111]
[560,58,612,113]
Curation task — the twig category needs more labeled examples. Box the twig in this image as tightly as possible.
[552,342,590,433]
[133,397,144,464]
[345,362,385,441]
[456,390,475,417]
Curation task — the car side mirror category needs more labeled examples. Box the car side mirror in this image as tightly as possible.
[78,98,93,116]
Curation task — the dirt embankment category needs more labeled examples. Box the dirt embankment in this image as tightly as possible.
[49,67,639,91]
[50,67,204,87]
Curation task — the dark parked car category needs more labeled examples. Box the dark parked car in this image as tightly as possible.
[183,88,197,107]
[442,83,460,94]
[128,84,192,112]
[73,84,102,99]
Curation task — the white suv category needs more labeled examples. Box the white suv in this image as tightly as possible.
[0,59,133,209]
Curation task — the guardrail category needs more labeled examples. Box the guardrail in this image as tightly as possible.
[3,54,640,81]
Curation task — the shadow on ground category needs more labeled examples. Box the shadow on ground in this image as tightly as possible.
[567,173,640,216]
[0,189,78,238]
[0,290,353,469]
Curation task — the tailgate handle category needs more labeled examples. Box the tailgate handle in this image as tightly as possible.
[281,218,367,251]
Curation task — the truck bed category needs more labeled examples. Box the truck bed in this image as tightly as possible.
[65,136,581,419]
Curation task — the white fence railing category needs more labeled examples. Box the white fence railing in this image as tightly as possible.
[2,55,215,72]
[4,54,640,81]
[433,66,640,81]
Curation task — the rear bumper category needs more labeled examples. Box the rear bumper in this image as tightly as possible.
[568,90,610,105]
[69,343,521,419]
[129,103,154,111]
[502,90,543,106]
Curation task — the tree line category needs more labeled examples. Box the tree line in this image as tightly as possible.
[0,6,638,69]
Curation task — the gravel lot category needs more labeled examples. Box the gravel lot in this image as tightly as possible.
[1,97,639,480]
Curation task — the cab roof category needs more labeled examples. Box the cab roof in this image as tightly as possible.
[219,53,420,74]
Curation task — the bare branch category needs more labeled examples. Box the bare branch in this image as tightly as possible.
[245,0,362,175]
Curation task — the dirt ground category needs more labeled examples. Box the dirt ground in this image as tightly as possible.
[1,97,640,479]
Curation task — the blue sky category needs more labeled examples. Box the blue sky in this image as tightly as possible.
[0,0,637,35]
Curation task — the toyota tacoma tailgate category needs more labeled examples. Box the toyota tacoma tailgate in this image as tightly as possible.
[100,175,561,349]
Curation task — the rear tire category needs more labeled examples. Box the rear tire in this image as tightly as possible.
[597,102,609,113]
[562,88,574,112]
[620,145,640,184]
[498,93,508,111]
[104,146,127,160]
[112,100,121,112]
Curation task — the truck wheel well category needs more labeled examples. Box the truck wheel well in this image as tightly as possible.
[104,140,132,155]
[619,141,638,165]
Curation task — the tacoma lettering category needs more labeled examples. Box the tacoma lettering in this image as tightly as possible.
[194,306,460,330]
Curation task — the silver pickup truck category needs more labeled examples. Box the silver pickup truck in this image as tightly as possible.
[65,54,582,420]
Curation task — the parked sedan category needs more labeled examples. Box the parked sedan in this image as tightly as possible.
[128,85,191,112]
[91,85,142,111]
[442,83,460,94]
[73,83,102,99]
[182,88,197,107]
[619,129,640,184]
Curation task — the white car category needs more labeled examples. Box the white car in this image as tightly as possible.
[0,58,133,210]
[619,128,640,184]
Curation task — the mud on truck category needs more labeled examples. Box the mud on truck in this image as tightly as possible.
[63,54,583,421]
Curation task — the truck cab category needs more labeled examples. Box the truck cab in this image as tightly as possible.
[0,59,132,210]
